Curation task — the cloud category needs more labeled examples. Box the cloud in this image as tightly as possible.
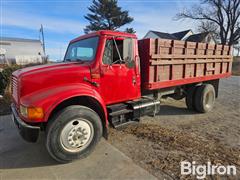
[44,40,70,60]
[1,1,196,60]
[130,10,194,38]
[46,47,67,60]
[1,11,85,35]
[117,1,195,38]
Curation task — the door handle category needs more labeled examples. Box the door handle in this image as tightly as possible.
[132,76,136,85]
[83,77,99,87]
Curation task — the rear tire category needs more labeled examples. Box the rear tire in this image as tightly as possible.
[194,84,215,113]
[46,105,102,163]
[185,86,197,110]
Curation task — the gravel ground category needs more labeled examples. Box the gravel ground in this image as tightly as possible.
[232,57,240,76]
[0,99,11,115]
[109,76,240,180]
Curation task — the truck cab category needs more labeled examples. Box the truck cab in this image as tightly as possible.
[66,30,142,105]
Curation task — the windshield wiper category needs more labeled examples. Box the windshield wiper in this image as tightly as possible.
[75,58,85,62]
[64,58,85,62]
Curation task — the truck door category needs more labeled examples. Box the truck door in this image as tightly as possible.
[99,37,139,104]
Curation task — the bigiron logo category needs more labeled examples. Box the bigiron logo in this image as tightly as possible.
[181,161,237,179]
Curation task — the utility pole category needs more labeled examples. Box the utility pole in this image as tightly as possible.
[40,24,46,62]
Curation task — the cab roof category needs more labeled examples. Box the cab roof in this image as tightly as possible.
[70,30,137,43]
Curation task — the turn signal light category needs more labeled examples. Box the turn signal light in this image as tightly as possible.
[28,107,44,119]
[91,73,100,79]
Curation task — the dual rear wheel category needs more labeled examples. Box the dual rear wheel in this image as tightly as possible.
[186,84,216,113]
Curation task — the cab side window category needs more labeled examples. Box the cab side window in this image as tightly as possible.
[123,38,133,63]
[103,38,134,66]
[103,40,113,65]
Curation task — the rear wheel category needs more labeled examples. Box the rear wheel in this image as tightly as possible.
[194,84,215,113]
[185,86,197,110]
[46,105,102,163]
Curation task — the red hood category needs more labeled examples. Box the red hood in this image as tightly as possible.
[12,62,92,101]
[13,62,83,77]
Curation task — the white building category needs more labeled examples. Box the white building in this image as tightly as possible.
[0,37,45,65]
[233,44,239,56]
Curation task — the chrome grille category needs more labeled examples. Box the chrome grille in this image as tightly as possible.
[12,76,18,102]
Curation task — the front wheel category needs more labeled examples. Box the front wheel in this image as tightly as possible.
[46,105,103,163]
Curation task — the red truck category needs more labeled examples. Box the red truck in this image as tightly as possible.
[11,30,232,163]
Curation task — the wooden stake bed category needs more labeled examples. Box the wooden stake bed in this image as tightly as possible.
[138,38,233,90]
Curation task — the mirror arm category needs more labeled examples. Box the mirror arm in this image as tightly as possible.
[135,55,140,75]
[113,37,123,62]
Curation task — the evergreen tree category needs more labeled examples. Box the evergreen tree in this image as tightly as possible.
[125,28,136,34]
[84,0,134,34]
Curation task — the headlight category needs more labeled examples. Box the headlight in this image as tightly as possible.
[20,105,28,117]
[20,105,44,119]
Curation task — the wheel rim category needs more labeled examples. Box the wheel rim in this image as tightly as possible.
[60,119,94,153]
[205,91,214,109]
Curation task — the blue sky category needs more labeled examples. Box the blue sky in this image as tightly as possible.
[1,0,197,60]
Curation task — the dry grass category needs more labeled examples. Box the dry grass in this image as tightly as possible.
[109,124,240,179]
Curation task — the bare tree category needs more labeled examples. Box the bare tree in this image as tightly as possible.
[197,21,220,41]
[236,44,240,56]
[176,0,240,45]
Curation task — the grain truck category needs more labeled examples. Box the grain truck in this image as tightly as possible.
[11,30,232,162]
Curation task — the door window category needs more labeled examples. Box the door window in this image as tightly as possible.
[103,40,113,65]
[103,38,134,67]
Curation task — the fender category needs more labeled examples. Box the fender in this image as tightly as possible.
[20,83,107,123]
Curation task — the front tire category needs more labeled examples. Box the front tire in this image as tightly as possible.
[46,105,102,163]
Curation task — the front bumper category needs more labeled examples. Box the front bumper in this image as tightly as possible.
[11,104,40,142]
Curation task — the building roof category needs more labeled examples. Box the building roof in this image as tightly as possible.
[186,32,209,42]
[146,30,192,40]
[0,37,41,43]
[149,30,178,40]
[171,29,192,40]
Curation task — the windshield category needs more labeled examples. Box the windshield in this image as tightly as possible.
[64,36,99,62]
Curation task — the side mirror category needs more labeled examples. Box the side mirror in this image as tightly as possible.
[125,57,135,68]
